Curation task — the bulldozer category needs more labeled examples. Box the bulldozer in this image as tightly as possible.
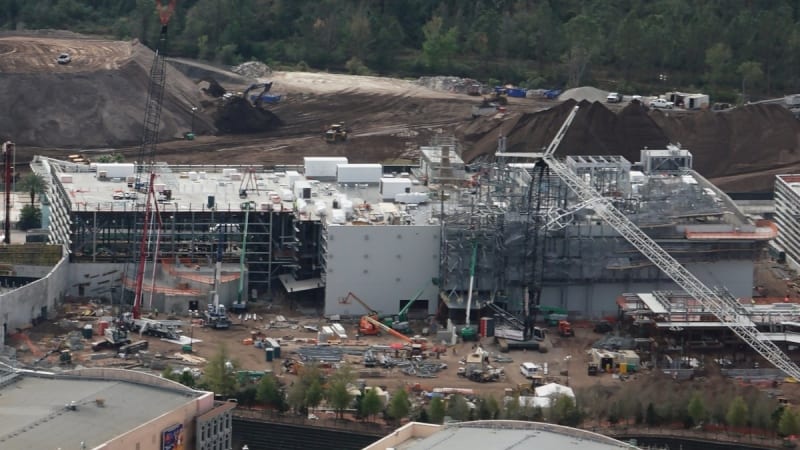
[324,123,348,143]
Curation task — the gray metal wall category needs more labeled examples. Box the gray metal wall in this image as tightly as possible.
[540,259,754,318]
[324,225,440,317]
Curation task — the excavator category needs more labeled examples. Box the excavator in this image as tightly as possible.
[243,82,277,108]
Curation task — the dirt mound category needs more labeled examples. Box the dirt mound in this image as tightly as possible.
[462,100,669,163]
[558,86,609,103]
[214,97,283,134]
[0,33,215,148]
[460,99,800,193]
[651,103,800,191]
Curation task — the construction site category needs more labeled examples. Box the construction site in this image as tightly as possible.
[10,9,800,448]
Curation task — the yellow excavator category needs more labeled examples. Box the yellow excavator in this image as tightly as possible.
[324,123,348,143]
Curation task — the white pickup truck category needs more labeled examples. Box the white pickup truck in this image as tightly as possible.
[650,98,674,109]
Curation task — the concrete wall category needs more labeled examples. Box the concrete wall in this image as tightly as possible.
[0,248,70,346]
[324,225,440,317]
[68,263,125,300]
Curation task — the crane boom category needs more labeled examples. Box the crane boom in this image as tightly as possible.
[131,0,177,319]
[529,105,800,380]
[235,202,253,310]
[397,285,427,321]
[341,292,378,316]
[362,315,419,346]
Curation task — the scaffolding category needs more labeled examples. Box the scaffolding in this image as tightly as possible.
[437,149,766,321]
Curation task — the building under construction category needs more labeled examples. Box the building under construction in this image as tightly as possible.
[28,139,771,322]
[436,144,772,322]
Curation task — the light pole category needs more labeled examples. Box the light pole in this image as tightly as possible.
[190,106,198,135]
[564,355,572,386]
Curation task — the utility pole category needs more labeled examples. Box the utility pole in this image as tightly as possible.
[2,141,13,244]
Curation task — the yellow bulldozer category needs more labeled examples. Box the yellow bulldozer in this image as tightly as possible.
[324,123,348,143]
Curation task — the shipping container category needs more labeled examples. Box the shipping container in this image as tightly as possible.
[304,157,349,179]
[336,164,382,184]
[380,177,413,200]
[95,163,135,179]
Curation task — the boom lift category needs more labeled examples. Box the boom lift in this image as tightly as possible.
[232,201,253,313]
[131,0,177,320]
[498,105,800,381]
[205,225,232,329]
[339,291,381,336]
[362,315,428,356]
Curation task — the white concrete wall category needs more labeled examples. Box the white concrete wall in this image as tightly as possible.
[68,263,125,300]
[324,225,440,316]
[0,248,70,345]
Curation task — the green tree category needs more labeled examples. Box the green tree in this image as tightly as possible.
[645,402,658,427]
[202,345,238,398]
[421,16,459,71]
[428,396,446,424]
[478,395,500,420]
[705,43,732,88]
[305,379,324,412]
[361,388,383,422]
[549,395,582,427]
[256,374,285,411]
[287,364,324,414]
[326,375,353,420]
[779,407,800,437]
[726,396,749,431]
[738,61,763,103]
[179,371,196,388]
[388,388,410,423]
[17,205,41,231]
[562,14,602,87]
[18,173,46,205]
[687,392,706,426]
[446,394,470,421]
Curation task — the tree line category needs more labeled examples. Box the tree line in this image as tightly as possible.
[172,346,800,441]
[3,0,800,100]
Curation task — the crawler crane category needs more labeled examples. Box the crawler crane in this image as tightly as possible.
[497,105,800,380]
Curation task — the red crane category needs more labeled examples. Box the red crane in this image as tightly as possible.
[131,0,177,319]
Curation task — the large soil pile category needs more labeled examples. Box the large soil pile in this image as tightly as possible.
[461,99,669,163]
[461,100,800,192]
[0,32,216,148]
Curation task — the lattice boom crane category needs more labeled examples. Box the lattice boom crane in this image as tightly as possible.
[132,0,177,319]
[529,105,800,380]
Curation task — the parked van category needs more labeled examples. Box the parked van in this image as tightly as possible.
[519,362,541,379]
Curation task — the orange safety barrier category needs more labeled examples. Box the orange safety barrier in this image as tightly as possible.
[120,274,203,296]
[162,259,240,284]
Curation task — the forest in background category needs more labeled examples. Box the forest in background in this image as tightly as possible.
[2,0,800,101]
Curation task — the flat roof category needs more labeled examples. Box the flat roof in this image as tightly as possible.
[43,158,437,226]
[0,372,201,449]
[394,421,637,450]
